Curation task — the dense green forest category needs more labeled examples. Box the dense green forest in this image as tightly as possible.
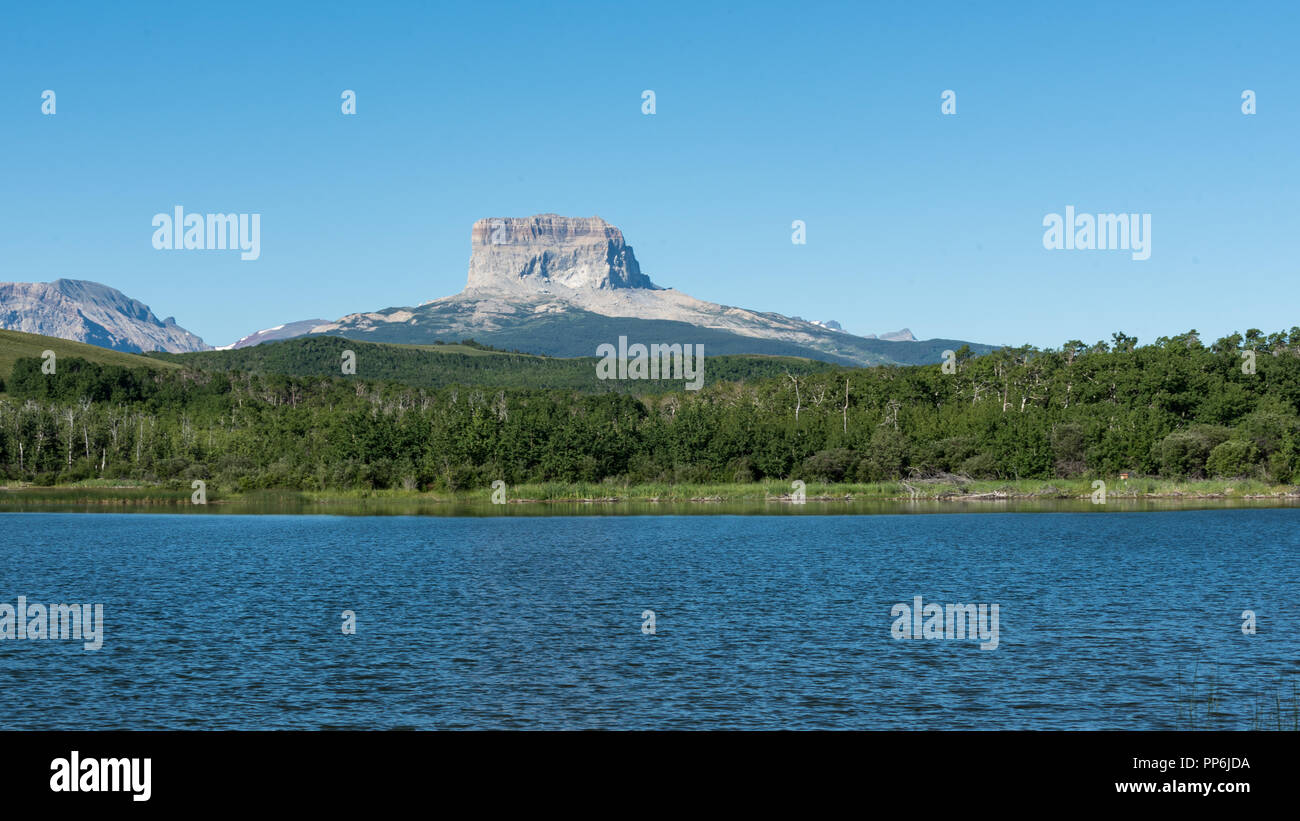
[3,328,1300,492]
[147,335,840,393]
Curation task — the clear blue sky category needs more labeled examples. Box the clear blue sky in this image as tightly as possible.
[2,1,1296,348]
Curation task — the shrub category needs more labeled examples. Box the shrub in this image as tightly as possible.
[959,452,999,479]
[800,448,858,483]
[153,456,191,479]
[728,456,756,483]
[442,463,486,492]
[1206,439,1259,478]
[1051,422,1087,476]
[1159,425,1232,478]
[926,436,977,472]
[857,428,909,482]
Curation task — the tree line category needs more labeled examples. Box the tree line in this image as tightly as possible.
[147,336,840,393]
[3,328,1300,491]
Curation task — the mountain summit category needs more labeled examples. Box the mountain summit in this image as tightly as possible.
[466,215,657,292]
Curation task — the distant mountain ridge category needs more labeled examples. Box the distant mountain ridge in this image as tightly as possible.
[0,279,209,353]
[237,215,994,366]
[216,319,330,350]
[793,318,914,340]
[0,220,993,367]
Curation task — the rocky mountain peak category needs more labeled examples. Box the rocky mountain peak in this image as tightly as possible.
[879,328,916,342]
[465,214,658,292]
[0,279,210,353]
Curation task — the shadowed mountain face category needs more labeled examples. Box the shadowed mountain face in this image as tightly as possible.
[0,279,210,353]
[230,214,995,365]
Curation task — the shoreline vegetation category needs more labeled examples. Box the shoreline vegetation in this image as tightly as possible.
[3,477,1298,507]
[7,328,1300,510]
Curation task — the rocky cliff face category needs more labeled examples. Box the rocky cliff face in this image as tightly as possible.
[465,215,657,292]
[0,279,210,353]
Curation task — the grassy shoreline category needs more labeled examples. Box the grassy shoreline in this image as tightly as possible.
[2,477,1298,506]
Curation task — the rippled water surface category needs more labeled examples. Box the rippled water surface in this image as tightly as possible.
[2,510,1297,729]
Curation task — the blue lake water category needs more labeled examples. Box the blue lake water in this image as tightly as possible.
[1,509,1297,729]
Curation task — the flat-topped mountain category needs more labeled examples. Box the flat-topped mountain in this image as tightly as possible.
[466,214,658,291]
[0,279,210,353]
[224,214,993,365]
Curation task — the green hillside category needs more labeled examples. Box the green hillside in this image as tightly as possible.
[149,335,843,392]
[0,328,180,385]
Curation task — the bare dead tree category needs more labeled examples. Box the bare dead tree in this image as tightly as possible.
[785,371,802,421]
[64,407,76,469]
[810,382,827,407]
[842,378,850,434]
[881,399,900,431]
